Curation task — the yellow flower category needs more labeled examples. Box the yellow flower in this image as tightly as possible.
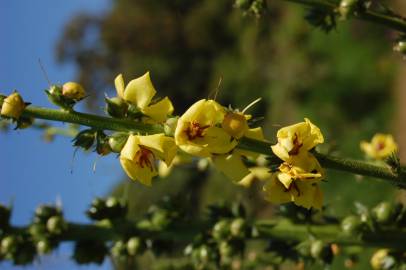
[174,99,237,157]
[114,72,174,122]
[158,153,193,178]
[211,127,265,183]
[62,82,86,100]
[263,174,323,209]
[271,118,324,161]
[360,134,397,160]
[277,152,324,190]
[120,134,177,186]
[221,111,249,139]
[1,92,26,119]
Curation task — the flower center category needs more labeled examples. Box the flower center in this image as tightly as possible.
[135,146,155,171]
[376,142,386,151]
[288,133,303,155]
[185,121,210,140]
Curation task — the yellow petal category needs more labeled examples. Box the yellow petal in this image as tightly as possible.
[277,172,293,189]
[293,181,323,209]
[180,99,225,126]
[212,153,251,183]
[238,167,272,187]
[222,112,248,139]
[120,156,157,186]
[201,126,237,154]
[114,74,125,99]
[138,134,177,166]
[120,135,140,160]
[263,176,292,204]
[124,72,156,109]
[142,97,174,122]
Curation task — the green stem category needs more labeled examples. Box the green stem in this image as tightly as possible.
[283,0,406,33]
[20,106,406,187]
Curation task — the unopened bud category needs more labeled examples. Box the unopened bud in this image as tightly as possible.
[72,129,96,150]
[1,235,18,255]
[230,218,247,238]
[394,41,406,54]
[164,117,178,136]
[126,237,144,256]
[36,239,53,255]
[222,112,248,139]
[62,82,85,100]
[372,202,396,224]
[46,216,67,235]
[105,97,128,118]
[34,205,61,224]
[212,220,231,241]
[108,132,128,153]
[341,215,363,235]
[370,249,394,270]
[1,92,26,120]
[338,0,358,20]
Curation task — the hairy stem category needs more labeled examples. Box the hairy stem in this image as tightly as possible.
[21,106,406,187]
[283,0,406,33]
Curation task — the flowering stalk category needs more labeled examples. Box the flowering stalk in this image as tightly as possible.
[20,105,406,188]
[282,0,406,33]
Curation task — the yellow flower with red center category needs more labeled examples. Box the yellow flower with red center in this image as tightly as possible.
[263,174,323,209]
[174,99,237,157]
[1,92,27,120]
[277,152,324,190]
[114,72,174,122]
[120,134,177,186]
[271,118,324,161]
[360,134,397,160]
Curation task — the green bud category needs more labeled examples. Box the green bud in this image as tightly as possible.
[34,205,61,224]
[394,41,406,54]
[126,237,144,256]
[212,220,231,241]
[96,131,111,156]
[127,104,143,119]
[372,202,396,224]
[164,117,178,136]
[151,210,170,229]
[46,216,67,235]
[1,235,18,255]
[234,0,253,10]
[28,223,47,239]
[108,132,129,153]
[15,116,34,129]
[219,241,236,258]
[105,97,128,118]
[310,240,333,263]
[341,215,363,235]
[338,0,358,20]
[36,239,53,255]
[111,240,127,260]
[72,129,96,150]
[230,218,247,238]
[296,241,311,257]
[45,85,76,110]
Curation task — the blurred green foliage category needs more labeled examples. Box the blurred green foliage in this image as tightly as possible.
[57,0,400,268]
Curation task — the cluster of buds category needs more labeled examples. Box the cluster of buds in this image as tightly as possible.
[234,0,267,18]
[86,197,128,221]
[184,203,251,268]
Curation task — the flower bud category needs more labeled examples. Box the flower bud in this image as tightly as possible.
[164,117,179,136]
[111,240,127,260]
[28,223,47,239]
[126,237,145,256]
[34,205,61,224]
[222,112,248,139]
[62,82,85,100]
[212,220,231,241]
[310,240,333,263]
[36,239,53,255]
[96,131,111,156]
[230,218,247,238]
[341,215,363,235]
[338,0,358,20]
[46,216,67,235]
[108,132,128,153]
[72,129,96,150]
[394,41,406,54]
[16,117,34,129]
[1,235,18,256]
[1,92,26,119]
[372,202,396,224]
[105,97,128,118]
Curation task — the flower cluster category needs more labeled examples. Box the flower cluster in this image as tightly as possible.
[264,119,325,209]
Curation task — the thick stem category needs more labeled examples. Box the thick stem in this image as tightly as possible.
[283,0,406,33]
[20,106,406,187]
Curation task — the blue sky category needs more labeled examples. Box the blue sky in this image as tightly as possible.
[0,1,123,269]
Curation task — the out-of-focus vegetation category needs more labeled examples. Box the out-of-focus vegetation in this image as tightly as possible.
[56,0,402,268]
